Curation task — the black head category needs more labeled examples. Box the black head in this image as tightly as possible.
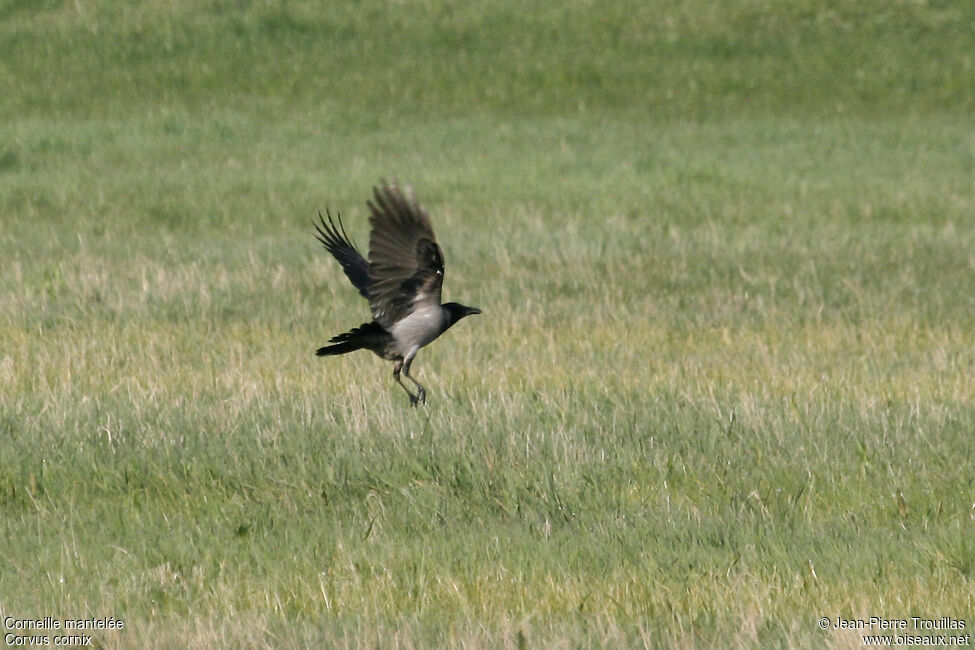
[443,302,482,327]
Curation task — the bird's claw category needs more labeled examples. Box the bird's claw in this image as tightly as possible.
[408,388,426,407]
[417,387,426,404]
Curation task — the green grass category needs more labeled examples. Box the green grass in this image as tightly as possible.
[2,0,974,647]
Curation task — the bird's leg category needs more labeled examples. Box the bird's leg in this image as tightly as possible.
[393,359,420,407]
[402,353,426,405]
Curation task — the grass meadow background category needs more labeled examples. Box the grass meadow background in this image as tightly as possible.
[2,0,974,647]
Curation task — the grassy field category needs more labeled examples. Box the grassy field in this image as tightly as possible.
[2,0,974,647]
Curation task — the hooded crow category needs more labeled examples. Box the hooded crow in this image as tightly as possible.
[314,181,481,406]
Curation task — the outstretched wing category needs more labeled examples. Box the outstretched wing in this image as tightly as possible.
[313,210,370,299]
[367,181,444,328]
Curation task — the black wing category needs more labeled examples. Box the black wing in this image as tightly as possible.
[314,210,370,299]
[367,181,444,328]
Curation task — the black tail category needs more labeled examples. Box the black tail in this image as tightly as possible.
[316,321,386,356]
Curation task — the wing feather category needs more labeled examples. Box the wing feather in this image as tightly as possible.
[313,210,370,299]
[367,181,444,327]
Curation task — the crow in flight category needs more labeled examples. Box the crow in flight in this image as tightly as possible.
[314,181,481,405]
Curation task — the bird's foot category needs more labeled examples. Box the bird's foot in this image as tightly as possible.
[408,388,426,407]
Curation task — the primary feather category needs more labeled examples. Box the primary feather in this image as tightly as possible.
[313,210,370,299]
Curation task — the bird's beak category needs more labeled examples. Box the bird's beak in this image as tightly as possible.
[468,307,482,315]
